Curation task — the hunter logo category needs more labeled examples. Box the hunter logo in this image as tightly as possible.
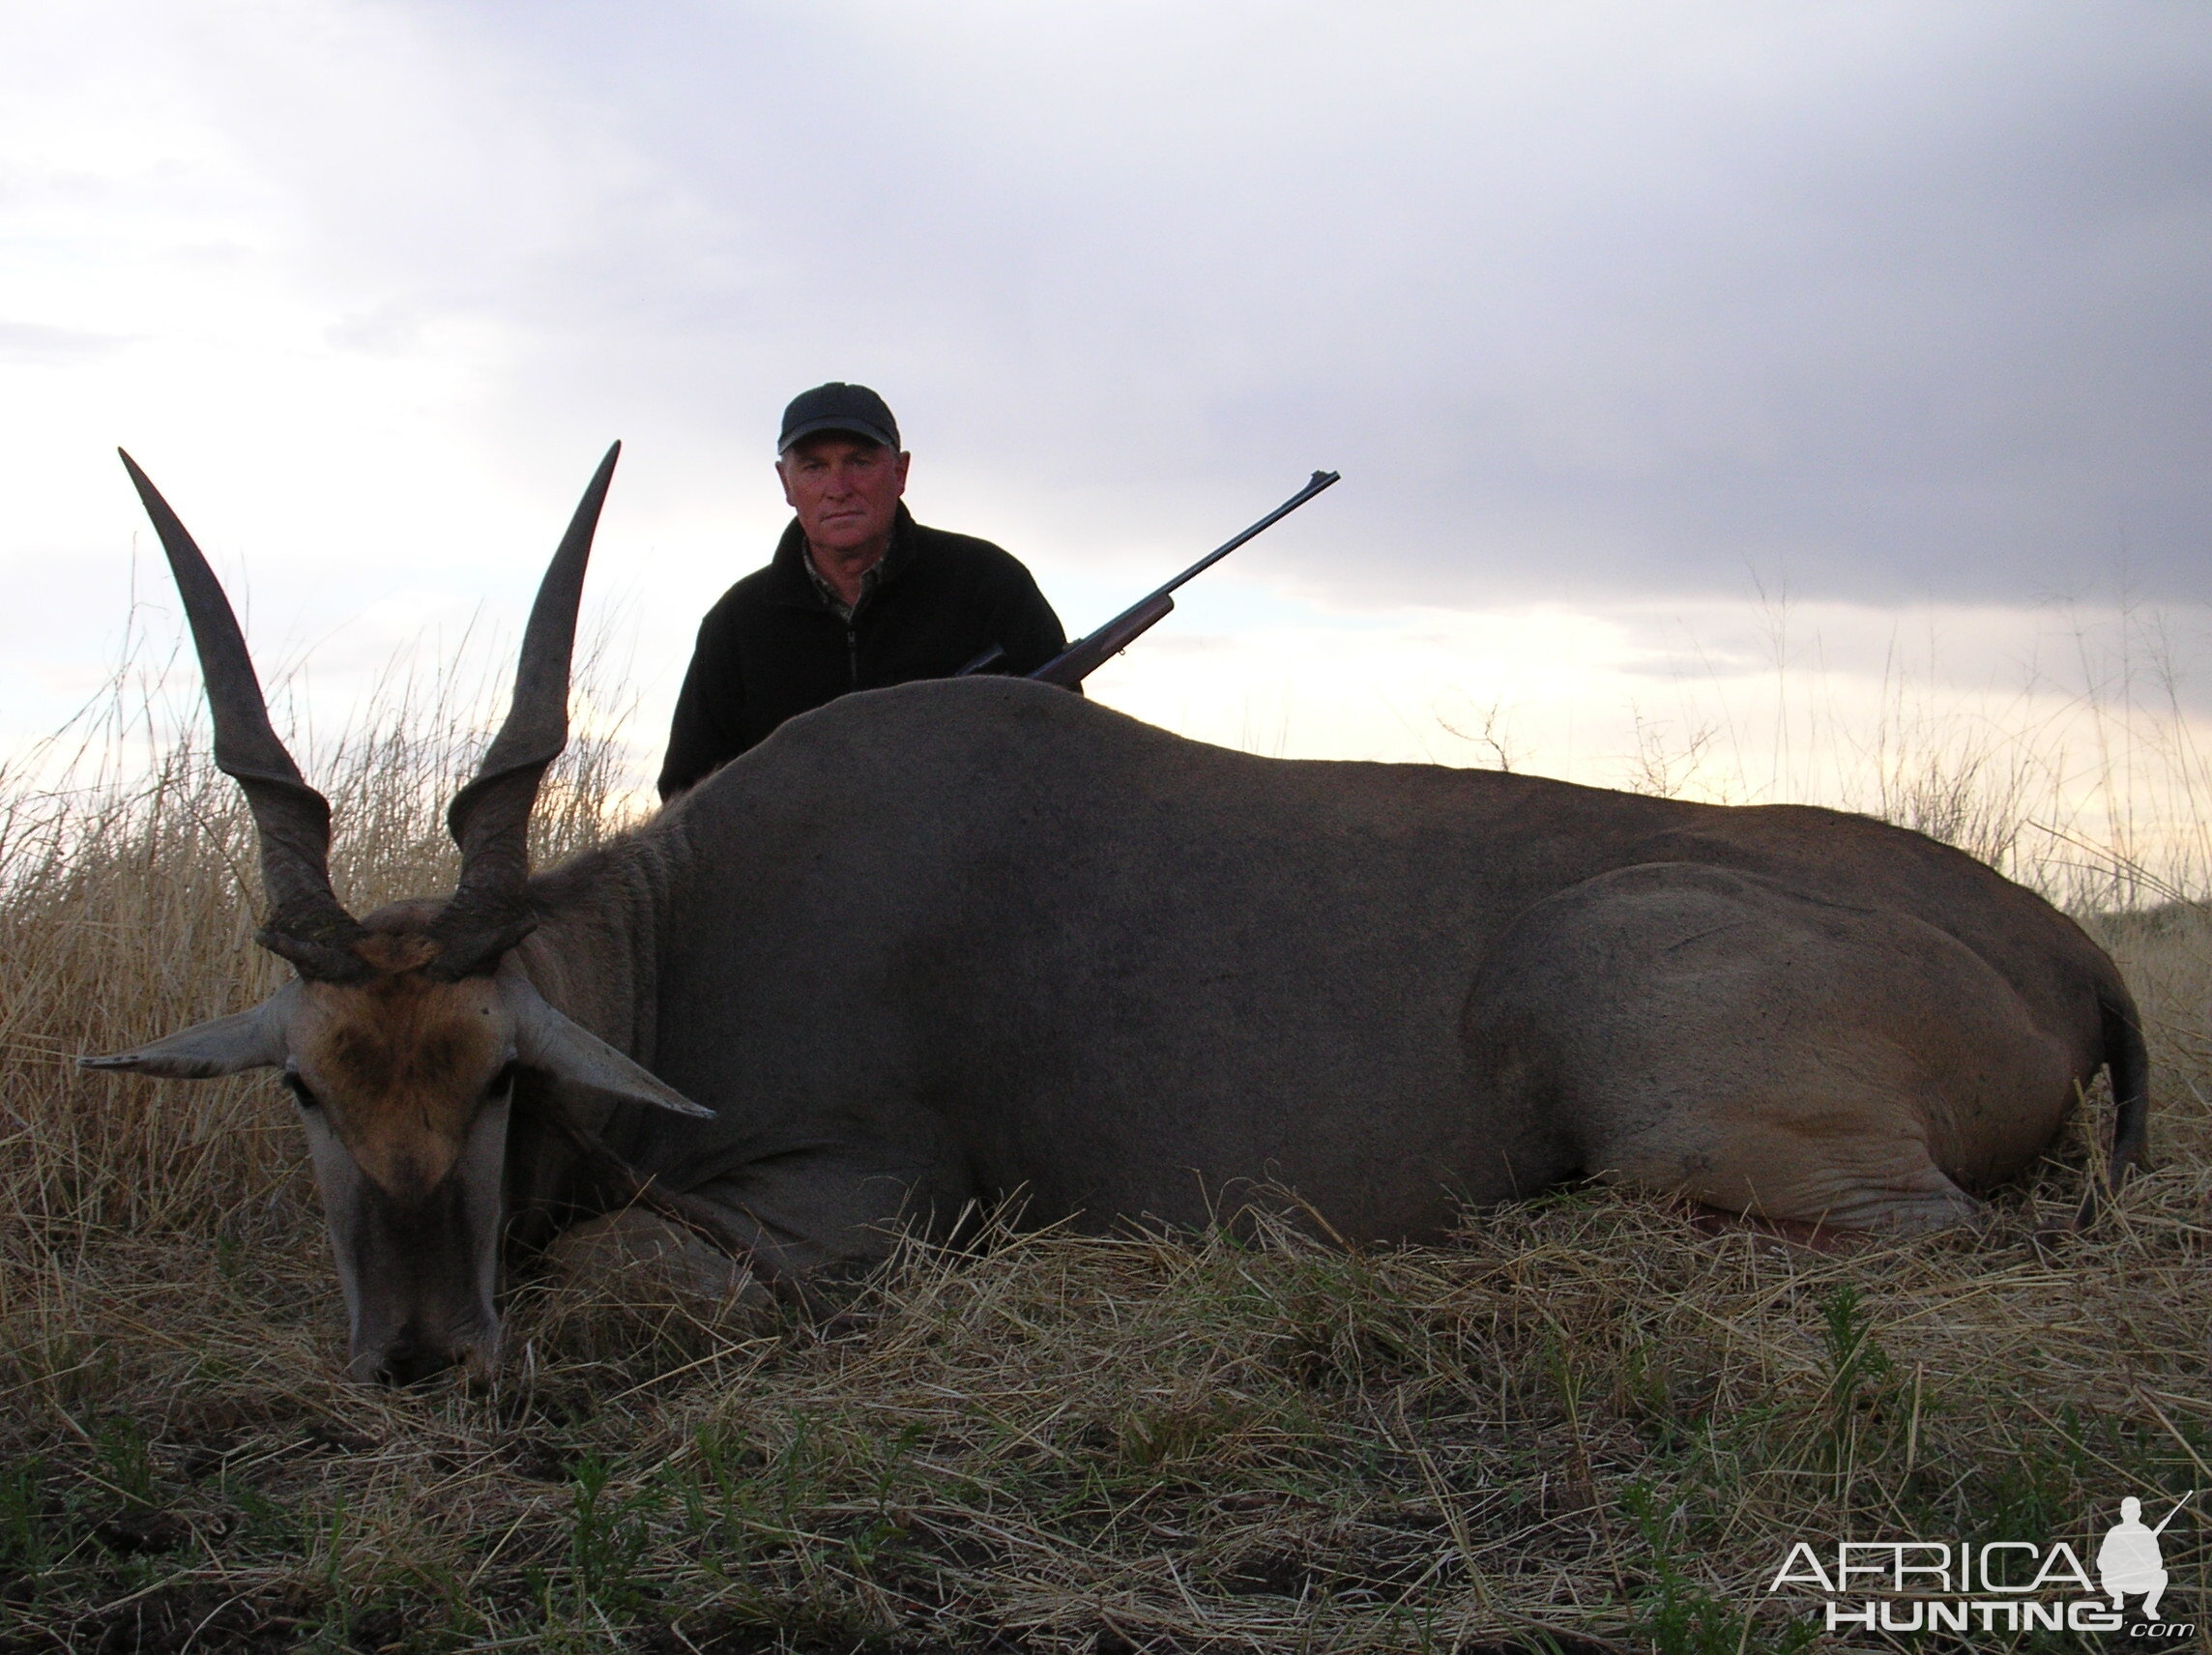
[2099,1495,2185,1619]
[1766,1494,2196,1639]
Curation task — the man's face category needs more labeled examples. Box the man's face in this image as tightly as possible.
[777,434,911,556]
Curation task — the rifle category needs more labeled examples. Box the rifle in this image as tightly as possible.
[957,470,1341,689]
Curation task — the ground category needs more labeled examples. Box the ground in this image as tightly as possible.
[1,731,2205,1652]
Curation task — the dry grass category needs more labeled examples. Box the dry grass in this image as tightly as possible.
[2,660,2209,1654]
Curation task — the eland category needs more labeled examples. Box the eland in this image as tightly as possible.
[87,448,2148,1384]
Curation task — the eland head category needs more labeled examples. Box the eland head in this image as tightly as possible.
[83,446,711,1385]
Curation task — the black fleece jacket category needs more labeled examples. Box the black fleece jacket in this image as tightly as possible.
[656,505,1067,798]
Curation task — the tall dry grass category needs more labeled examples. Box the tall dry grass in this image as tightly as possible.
[1612,595,2212,918]
[0,635,2206,1654]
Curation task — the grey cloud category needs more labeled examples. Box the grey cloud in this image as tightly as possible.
[325,303,425,357]
[218,2,2212,606]
[0,321,129,364]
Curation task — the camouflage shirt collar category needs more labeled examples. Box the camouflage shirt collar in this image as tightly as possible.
[802,548,884,622]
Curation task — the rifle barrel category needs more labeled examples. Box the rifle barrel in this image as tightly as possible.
[1024,469,1340,688]
[1135,469,1341,611]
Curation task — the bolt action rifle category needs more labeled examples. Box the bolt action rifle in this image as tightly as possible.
[958,469,1341,689]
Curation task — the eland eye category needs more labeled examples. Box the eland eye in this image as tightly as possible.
[281,1072,319,1110]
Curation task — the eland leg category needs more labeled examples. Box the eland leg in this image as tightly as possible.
[1464,862,2081,1232]
[546,1207,771,1304]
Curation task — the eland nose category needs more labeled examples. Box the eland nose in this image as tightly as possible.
[370,1338,463,1387]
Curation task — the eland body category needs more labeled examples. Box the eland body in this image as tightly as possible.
[90,451,2148,1383]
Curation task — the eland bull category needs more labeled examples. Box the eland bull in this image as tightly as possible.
[86,448,2149,1384]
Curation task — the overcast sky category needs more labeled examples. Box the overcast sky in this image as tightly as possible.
[2,1,2207,813]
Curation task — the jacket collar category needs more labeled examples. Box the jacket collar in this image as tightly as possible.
[768,503,918,609]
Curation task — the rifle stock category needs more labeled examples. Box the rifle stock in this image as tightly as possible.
[1031,592,1174,688]
[991,469,1338,691]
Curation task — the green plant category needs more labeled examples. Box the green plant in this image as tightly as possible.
[0,1459,55,1577]
[567,1453,658,1614]
[91,1415,157,1510]
[1815,1281,1894,1495]
[1625,1482,1817,1655]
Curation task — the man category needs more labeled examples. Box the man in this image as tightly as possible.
[656,383,1070,800]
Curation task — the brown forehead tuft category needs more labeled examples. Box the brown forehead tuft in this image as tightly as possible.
[318,977,499,1078]
[298,971,508,1196]
[354,932,442,973]
[301,973,504,1130]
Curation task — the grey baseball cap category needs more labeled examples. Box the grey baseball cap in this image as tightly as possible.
[777,382,901,453]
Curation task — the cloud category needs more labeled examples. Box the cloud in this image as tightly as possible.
[0,322,130,364]
[360,0,2212,605]
[0,0,2207,783]
[17,0,2202,607]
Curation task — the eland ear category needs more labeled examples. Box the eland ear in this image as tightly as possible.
[501,966,713,1118]
[79,988,296,1079]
